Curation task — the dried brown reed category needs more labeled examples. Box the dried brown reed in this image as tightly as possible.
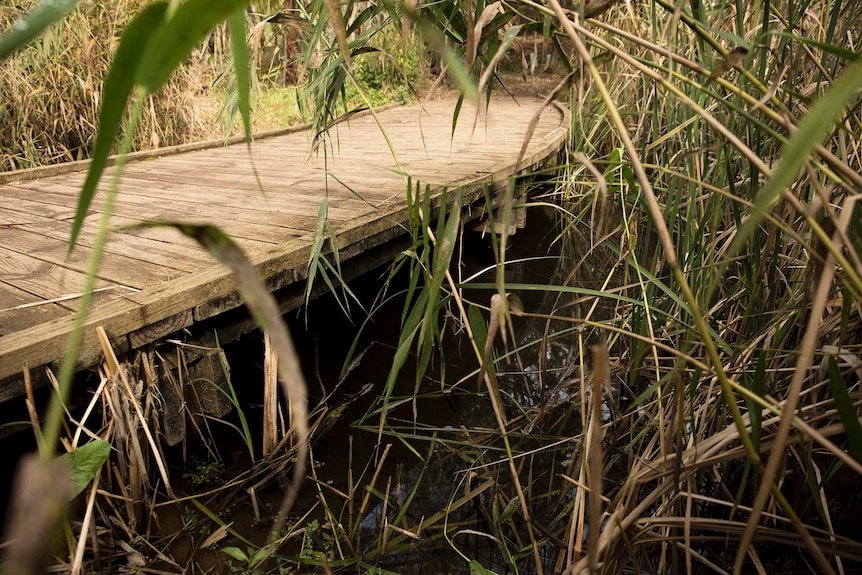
[0,0,220,171]
[537,0,862,570]
[10,335,319,574]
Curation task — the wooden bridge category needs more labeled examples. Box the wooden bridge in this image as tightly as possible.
[0,96,568,404]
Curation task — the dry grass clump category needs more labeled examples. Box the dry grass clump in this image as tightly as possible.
[0,0,221,171]
[18,340,310,575]
[540,0,862,571]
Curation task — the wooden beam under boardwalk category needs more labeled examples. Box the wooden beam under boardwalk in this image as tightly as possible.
[0,96,569,403]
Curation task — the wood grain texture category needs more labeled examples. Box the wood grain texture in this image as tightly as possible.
[0,97,569,401]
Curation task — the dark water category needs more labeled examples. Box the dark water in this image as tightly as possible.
[206,203,566,573]
[0,203,565,574]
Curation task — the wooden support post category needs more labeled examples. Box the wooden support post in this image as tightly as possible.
[149,351,186,447]
[187,351,232,418]
[467,179,528,235]
[512,182,527,230]
[262,332,279,456]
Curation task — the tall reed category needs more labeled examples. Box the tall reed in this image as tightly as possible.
[543,0,862,571]
[0,0,219,170]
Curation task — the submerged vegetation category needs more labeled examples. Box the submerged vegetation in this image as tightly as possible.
[1,0,861,574]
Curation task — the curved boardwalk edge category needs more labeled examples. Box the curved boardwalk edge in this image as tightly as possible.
[0,97,570,402]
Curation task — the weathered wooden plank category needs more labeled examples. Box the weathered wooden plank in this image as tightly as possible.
[0,185,275,254]
[11,180,340,227]
[0,227,187,289]
[0,206,57,226]
[18,221,213,273]
[0,293,140,395]
[108,177,380,222]
[0,98,569,400]
[0,121,318,185]
[128,309,194,349]
[114,169,407,205]
[0,244,122,308]
[3,183,308,243]
[0,282,71,336]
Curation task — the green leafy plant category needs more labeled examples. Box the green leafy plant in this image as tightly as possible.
[57,439,111,499]
[184,457,226,487]
[222,545,269,575]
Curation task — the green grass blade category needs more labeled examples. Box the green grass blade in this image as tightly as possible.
[136,0,249,94]
[0,0,80,60]
[378,291,428,432]
[768,30,860,62]
[728,60,862,263]
[827,356,862,461]
[305,198,329,307]
[70,2,168,253]
[420,190,460,347]
[228,9,252,141]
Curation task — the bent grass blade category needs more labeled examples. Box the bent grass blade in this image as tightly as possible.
[129,222,309,543]
[0,0,81,60]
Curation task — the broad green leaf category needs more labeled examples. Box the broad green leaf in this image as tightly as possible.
[136,0,249,94]
[467,304,488,353]
[58,439,111,499]
[0,0,80,60]
[249,546,270,567]
[470,560,500,575]
[827,357,862,461]
[221,546,249,562]
[497,495,521,523]
[70,2,169,253]
[228,9,252,141]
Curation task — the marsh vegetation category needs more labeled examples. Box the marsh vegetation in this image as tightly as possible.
[1,0,861,574]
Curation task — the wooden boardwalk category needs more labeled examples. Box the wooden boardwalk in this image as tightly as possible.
[0,96,568,402]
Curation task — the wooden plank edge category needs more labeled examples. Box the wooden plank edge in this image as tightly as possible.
[0,103,403,184]
[0,101,569,399]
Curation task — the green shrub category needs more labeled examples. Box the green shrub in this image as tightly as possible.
[352,28,422,93]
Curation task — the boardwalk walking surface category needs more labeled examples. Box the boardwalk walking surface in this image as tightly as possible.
[0,96,568,401]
